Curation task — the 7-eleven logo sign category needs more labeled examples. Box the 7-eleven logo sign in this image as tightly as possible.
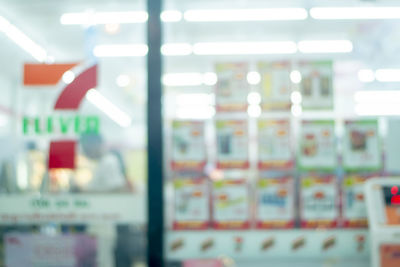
[23,63,98,169]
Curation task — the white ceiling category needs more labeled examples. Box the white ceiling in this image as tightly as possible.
[0,0,400,144]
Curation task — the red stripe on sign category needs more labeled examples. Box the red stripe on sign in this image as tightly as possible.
[48,140,76,169]
[54,65,97,110]
[48,64,97,169]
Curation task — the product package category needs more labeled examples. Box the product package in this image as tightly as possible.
[258,119,294,170]
[171,120,206,171]
[342,174,370,228]
[298,120,337,170]
[256,177,295,229]
[299,61,334,110]
[343,120,382,171]
[212,179,250,229]
[300,174,339,228]
[216,120,249,169]
[215,63,249,112]
[173,178,210,230]
[386,119,400,174]
[258,61,292,111]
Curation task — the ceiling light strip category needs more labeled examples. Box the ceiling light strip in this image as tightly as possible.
[93,44,148,57]
[184,8,308,22]
[86,89,132,128]
[298,40,353,53]
[193,41,298,55]
[61,11,148,25]
[310,7,400,20]
[0,16,48,62]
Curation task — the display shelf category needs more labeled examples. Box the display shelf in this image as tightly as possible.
[166,229,369,261]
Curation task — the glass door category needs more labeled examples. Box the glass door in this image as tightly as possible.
[0,1,148,266]
[162,1,400,266]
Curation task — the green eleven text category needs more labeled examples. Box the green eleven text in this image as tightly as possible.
[23,115,100,135]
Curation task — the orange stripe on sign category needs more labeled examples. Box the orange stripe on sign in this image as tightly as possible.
[24,63,78,86]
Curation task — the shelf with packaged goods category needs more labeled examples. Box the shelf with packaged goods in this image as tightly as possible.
[166,229,369,260]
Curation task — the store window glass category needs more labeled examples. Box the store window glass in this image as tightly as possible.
[163,1,400,266]
[0,0,147,266]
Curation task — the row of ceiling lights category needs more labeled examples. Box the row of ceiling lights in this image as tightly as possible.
[2,5,400,62]
[60,7,400,25]
[93,40,353,57]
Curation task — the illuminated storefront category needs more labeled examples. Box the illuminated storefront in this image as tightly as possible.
[1,0,400,267]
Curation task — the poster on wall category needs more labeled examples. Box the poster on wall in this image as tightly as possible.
[216,120,249,169]
[343,120,382,171]
[171,121,206,171]
[215,63,249,112]
[258,119,293,170]
[256,177,295,229]
[342,174,370,228]
[258,61,292,111]
[385,119,400,174]
[299,61,333,110]
[173,178,210,230]
[298,120,336,170]
[300,174,338,228]
[212,179,250,229]
[5,233,96,267]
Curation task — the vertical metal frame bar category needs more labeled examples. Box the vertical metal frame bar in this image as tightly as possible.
[147,0,164,266]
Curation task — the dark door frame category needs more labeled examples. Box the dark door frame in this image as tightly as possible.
[147,0,164,266]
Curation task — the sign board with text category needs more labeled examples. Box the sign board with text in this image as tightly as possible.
[0,194,144,224]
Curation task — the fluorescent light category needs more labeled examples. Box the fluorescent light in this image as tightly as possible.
[161,10,183,22]
[163,72,218,86]
[203,72,218,86]
[358,69,375,83]
[291,104,302,117]
[310,7,400,20]
[60,11,148,25]
[176,93,214,106]
[355,103,400,116]
[354,90,400,104]
[298,40,353,53]
[247,72,261,85]
[176,106,215,119]
[193,41,297,55]
[93,44,148,57]
[86,89,132,128]
[0,16,48,62]
[161,43,192,56]
[247,92,261,105]
[62,71,75,84]
[116,74,130,87]
[290,70,302,84]
[375,69,400,82]
[184,8,308,22]
[163,73,203,86]
[248,105,262,118]
[291,91,302,104]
